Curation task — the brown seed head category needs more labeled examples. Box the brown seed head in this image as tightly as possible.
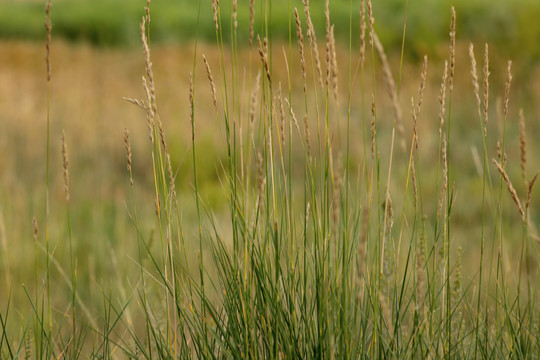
[360,0,366,65]
[483,44,490,135]
[303,0,324,88]
[449,7,456,94]
[493,159,525,222]
[469,43,481,114]
[504,60,512,118]
[249,0,255,46]
[45,0,52,82]
[61,131,69,202]
[257,36,272,85]
[203,54,218,109]
[519,109,527,188]
[439,61,448,136]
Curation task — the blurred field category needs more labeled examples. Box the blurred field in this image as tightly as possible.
[1,0,540,356]
[1,0,540,60]
[2,36,539,306]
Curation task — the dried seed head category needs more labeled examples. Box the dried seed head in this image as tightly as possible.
[412,56,428,150]
[411,158,418,209]
[45,0,52,82]
[359,0,366,65]
[438,137,448,219]
[493,159,525,222]
[124,128,133,169]
[330,25,339,102]
[374,33,404,146]
[483,44,490,135]
[504,60,512,118]
[371,96,376,159]
[303,114,311,160]
[189,72,194,126]
[276,83,285,149]
[249,0,255,46]
[284,98,301,137]
[325,0,331,88]
[232,0,237,32]
[294,8,307,92]
[61,131,70,202]
[519,109,527,188]
[145,0,151,24]
[469,43,482,114]
[257,35,272,85]
[449,7,456,94]
[32,217,39,242]
[526,174,538,211]
[249,71,261,144]
[367,0,374,47]
[203,54,218,109]
[212,0,219,32]
[303,0,324,89]
[439,61,448,136]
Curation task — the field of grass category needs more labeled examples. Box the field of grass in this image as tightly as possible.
[1,0,540,358]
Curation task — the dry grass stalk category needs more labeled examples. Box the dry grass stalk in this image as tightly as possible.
[358,205,369,279]
[359,0,366,65]
[519,108,527,188]
[124,129,133,186]
[371,96,376,159]
[332,154,342,229]
[449,7,456,94]
[61,131,69,202]
[438,138,448,219]
[249,0,255,46]
[379,291,393,336]
[469,44,481,113]
[212,0,219,32]
[493,159,525,222]
[294,8,307,93]
[416,245,425,317]
[257,36,272,85]
[504,61,512,118]
[439,61,448,136]
[255,151,266,213]
[527,174,538,211]
[483,44,490,134]
[45,0,52,82]
[303,0,324,89]
[373,33,404,146]
[203,54,218,110]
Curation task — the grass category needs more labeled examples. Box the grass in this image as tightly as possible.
[1,0,540,358]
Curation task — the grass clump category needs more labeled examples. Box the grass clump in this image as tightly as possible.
[1,0,540,359]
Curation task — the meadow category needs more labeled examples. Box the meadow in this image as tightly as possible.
[1,0,540,358]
